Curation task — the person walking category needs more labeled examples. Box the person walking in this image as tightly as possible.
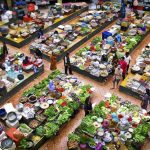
[64,52,73,75]
[50,52,57,71]
[141,89,150,110]
[112,65,123,89]
[124,52,131,73]
[118,57,127,80]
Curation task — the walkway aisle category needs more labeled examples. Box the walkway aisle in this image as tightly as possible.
[2,21,150,150]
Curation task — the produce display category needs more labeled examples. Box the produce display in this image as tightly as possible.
[3,5,75,43]
[120,43,150,99]
[0,70,93,149]
[67,94,150,150]
[70,11,150,82]
[0,51,44,103]
[30,7,119,61]
[0,10,13,26]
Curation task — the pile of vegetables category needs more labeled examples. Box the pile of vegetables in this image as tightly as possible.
[68,94,150,150]
[80,27,92,35]
[18,70,93,148]
[124,35,142,52]
[78,116,96,136]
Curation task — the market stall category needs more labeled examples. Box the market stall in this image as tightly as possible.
[70,11,150,83]
[0,70,93,150]
[119,43,150,100]
[30,6,119,61]
[0,10,14,26]
[67,93,150,150]
[0,5,88,48]
[0,52,44,104]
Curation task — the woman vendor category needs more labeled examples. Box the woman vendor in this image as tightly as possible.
[22,56,33,70]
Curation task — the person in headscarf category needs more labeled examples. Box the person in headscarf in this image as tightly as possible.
[50,52,57,71]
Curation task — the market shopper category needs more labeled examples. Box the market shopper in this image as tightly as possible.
[50,52,57,71]
[124,52,131,73]
[64,52,73,75]
[118,57,127,80]
[141,89,150,110]
[112,65,123,89]
[112,52,118,69]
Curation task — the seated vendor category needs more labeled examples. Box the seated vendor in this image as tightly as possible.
[22,56,33,70]
[0,68,6,96]
[23,13,32,22]
[34,48,43,59]
[90,44,96,51]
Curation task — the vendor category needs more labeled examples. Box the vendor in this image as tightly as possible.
[34,48,43,59]
[0,68,6,96]
[127,0,133,8]
[90,44,96,51]
[115,34,122,43]
[0,42,8,64]
[0,2,7,14]
[84,97,92,115]
[101,54,108,62]
[23,13,32,22]
[22,56,33,70]
[17,7,25,20]
[141,89,150,110]
[37,27,44,39]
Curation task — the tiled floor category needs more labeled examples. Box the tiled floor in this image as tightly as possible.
[1,19,150,149]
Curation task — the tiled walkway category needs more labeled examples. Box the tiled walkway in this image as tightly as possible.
[1,18,150,150]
